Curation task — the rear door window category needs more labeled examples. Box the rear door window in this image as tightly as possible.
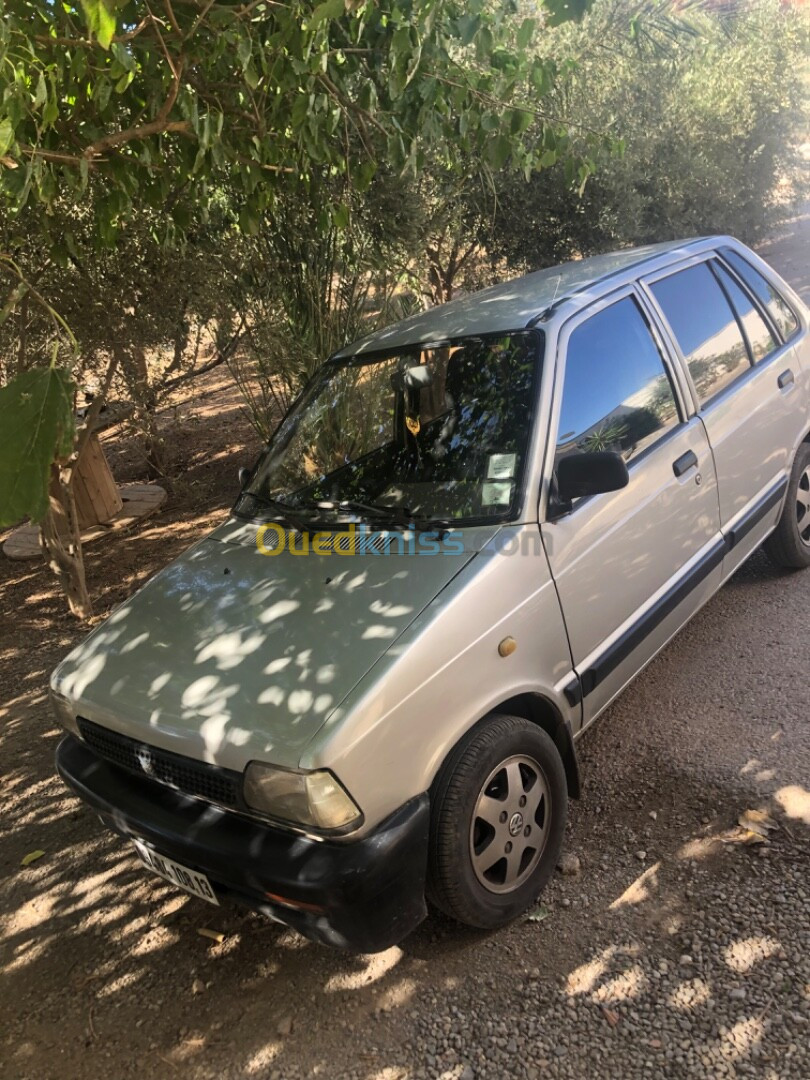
[556,295,680,470]
[649,262,751,406]
[722,249,799,342]
[712,261,778,363]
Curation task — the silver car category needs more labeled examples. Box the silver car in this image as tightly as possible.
[51,237,810,951]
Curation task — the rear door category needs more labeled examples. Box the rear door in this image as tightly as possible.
[541,287,723,726]
[643,251,806,576]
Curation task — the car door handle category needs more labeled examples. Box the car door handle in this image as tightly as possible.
[673,450,698,477]
[778,369,795,390]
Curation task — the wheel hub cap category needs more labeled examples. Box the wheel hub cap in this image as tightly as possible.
[469,754,551,894]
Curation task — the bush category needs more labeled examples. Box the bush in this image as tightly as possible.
[483,0,809,273]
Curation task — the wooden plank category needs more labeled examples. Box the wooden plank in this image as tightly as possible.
[73,433,123,527]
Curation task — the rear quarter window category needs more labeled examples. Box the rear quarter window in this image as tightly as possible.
[712,261,778,364]
[721,249,799,342]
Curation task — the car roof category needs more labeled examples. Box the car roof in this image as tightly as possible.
[333,238,705,358]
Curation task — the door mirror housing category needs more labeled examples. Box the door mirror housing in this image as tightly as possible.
[555,451,629,509]
[238,466,251,488]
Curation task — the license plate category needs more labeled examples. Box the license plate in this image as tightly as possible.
[133,841,219,906]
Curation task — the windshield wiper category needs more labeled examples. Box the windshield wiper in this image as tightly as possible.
[311,499,453,536]
[239,492,313,536]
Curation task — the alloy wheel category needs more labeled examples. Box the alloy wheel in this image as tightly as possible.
[469,754,551,894]
[797,465,810,547]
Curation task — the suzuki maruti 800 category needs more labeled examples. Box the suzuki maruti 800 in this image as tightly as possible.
[52,237,810,950]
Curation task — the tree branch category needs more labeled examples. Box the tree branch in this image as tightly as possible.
[83,119,191,159]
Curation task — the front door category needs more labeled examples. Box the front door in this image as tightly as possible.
[541,288,723,725]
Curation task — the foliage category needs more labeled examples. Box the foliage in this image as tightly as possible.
[480,0,809,274]
[0,194,245,470]
[229,171,422,439]
[0,0,600,248]
[0,365,75,525]
[0,0,604,588]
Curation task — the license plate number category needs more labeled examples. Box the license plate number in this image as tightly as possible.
[134,841,219,905]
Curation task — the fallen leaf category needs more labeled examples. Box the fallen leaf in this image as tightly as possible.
[720,826,768,847]
[526,904,550,923]
[738,809,778,835]
[20,850,45,867]
[197,928,225,944]
[741,830,768,845]
[601,1006,620,1027]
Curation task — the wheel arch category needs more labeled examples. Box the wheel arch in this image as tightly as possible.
[496,693,581,799]
[432,693,581,801]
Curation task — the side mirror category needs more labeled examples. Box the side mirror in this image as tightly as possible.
[555,450,629,508]
[238,466,251,488]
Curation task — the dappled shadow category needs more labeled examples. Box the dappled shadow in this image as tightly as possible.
[3,686,808,1079]
[3,529,810,1077]
[3,345,810,1077]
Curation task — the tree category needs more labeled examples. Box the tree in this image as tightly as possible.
[476,0,808,275]
[0,0,598,617]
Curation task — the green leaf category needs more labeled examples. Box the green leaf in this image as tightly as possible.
[0,118,13,156]
[80,0,118,49]
[239,202,260,235]
[0,367,76,527]
[94,76,112,112]
[541,0,594,28]
[20,850,46,867]
[456,14,480,46]
[331,202,350,229]
[34,71,47,110]
[517,18,535,50]
[237,37,252,72]
[489,132,512,170]
[310,0,344,28]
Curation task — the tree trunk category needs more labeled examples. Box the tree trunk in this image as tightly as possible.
[115,341,166,476]
[39,464,93,620]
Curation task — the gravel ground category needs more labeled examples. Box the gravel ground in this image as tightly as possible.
[1,214,808,1080]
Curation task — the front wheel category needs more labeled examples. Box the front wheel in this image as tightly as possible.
[764,443,810,569]
[428,714,568,929]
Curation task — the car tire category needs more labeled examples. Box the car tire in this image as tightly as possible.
[764,443,810,570]
[428,714,568,930]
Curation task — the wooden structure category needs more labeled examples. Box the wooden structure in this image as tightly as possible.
[51,432,123,534]
[3,432,166,561]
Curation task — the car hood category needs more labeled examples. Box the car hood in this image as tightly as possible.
[53,517,491,771]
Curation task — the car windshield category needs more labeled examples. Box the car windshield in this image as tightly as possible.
[235,331,542,526]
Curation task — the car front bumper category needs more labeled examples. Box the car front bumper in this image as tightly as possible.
[55,734,429,952]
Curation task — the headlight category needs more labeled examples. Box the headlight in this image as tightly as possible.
[243,763,361,831]
[49,686,80,738]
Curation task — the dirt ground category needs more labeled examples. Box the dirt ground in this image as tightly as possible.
[1,220,809,1080]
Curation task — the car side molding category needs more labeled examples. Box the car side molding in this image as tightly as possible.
[565,475,787,702]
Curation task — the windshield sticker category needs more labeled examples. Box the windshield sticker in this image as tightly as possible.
[487,453,517,480]
[482,481,512,507]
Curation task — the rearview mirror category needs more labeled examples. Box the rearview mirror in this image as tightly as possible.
[555,451,629,508]
[238,466,251,488]
[391,364,434,391]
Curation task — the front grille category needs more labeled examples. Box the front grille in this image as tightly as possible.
[77,717,241,808]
